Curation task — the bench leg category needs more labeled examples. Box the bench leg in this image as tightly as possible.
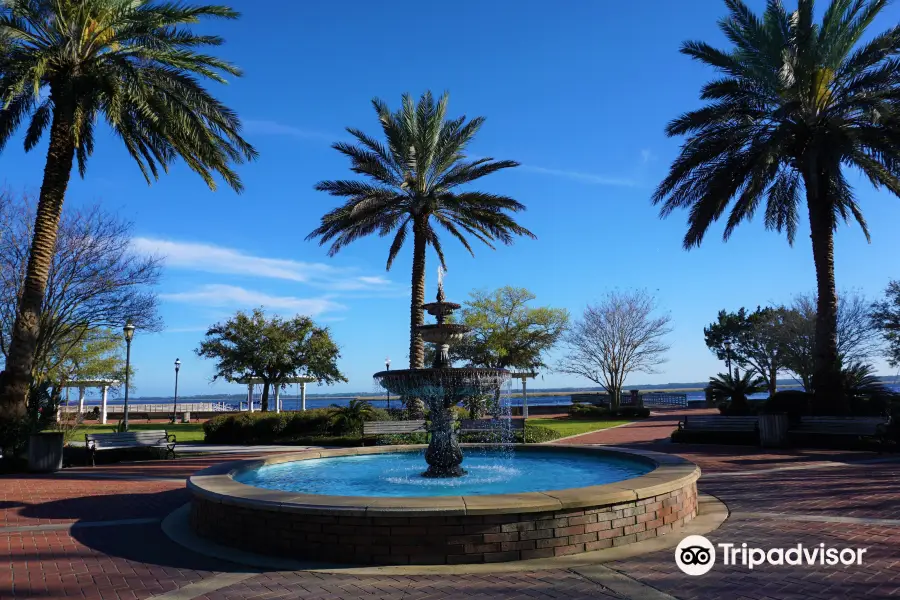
[88,446,96,467]
[166,444,176,460]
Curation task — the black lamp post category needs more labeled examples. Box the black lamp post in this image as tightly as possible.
[385,357,391,410]
[172,358,181,423]
[724,338,733,377]
[123,319,135,432]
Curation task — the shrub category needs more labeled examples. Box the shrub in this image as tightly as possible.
[568,404,649,419]
[718,402,758,416]
[369,408,392,422]
[762,390,813,419]
[523,424,563,443]
[617,406,651,418]
[375,432,428,445]
[204,409,335,444]
[569,404,610,418]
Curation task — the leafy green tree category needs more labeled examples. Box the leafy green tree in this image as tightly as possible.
[653,0,900,412]
[195,308,346,412]
[307,91,535,369]
[0,1,256,422]
[704,307,786,395]
[708,370,766,411]
[872,280,900,367]
[452,287,569,371]
[329,399,374,436]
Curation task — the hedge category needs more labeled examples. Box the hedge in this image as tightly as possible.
[204,410,563,445]
[568,404,651,419]
[204,409,337,444]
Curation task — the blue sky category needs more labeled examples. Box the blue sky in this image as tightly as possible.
[2,0,900,398]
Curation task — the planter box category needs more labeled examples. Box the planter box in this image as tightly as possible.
[759,414,789,448]
[28,432,64,473]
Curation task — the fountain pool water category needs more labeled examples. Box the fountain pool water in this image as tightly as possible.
[232,448,654,497]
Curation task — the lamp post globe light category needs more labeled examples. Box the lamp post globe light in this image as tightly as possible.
[385,357,391,410]
[122,320,136,432]
[172,358,181,423]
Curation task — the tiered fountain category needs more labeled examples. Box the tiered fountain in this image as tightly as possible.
[373,271,510,477]
[186,273,703,565]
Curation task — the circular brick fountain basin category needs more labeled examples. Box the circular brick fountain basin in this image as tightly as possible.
[187,444,699,565]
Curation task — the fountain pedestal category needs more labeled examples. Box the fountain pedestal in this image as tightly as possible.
[423,407,465,477]
[374,275,510,478]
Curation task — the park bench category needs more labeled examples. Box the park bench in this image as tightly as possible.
[84,430,176,466]
[678,415,759,433]
[789,416,891,448]
[458,418,526,433]
[362,420,427,443]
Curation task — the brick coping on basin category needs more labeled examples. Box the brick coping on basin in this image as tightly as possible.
[188,445,700,565]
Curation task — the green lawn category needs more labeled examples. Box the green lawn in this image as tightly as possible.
[527,418,632,438]
[63,422,207,442]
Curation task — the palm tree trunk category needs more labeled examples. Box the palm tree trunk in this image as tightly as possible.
[409,218,427,369]
[0,103,76,421]
[806,179,843,413]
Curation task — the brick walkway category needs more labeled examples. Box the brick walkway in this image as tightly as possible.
[2,412,899,599]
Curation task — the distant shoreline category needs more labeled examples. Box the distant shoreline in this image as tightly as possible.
[124,380,833,402]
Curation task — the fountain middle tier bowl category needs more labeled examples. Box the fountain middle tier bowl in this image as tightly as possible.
[416,323,470,345]
[373,366,510,398]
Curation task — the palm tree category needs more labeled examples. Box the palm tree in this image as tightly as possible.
[307,91,535,369]
[653,0,900,412]
[0,1,256,420]
[329,399,375,436]
[709,370,766,411]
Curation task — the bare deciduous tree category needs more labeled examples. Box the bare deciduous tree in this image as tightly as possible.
[0,191,162,382]
[775,291,881,391]
[558,290,672,409]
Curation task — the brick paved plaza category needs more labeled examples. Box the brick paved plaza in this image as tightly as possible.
[2,410,899,600]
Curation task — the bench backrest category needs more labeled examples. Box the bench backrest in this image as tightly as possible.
[85,430,169,449]
[796,416,888,433]
[458,419,526,431]
[682,416,758,431]
[363,420,426,435]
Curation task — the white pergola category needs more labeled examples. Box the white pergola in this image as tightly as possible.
[509,372,537,419]
[238,376,317,413]
[59,379,121,424]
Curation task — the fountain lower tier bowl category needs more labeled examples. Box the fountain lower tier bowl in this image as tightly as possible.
[187,445,700,565]
[373,367,511,399]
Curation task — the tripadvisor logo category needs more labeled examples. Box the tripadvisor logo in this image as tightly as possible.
[675,535,868,576]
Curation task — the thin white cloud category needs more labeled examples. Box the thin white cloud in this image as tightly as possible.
[242,119,337,143]
[519,165,640,187]
[133,238,394,292]
[245,119,646,188]
[161,284,345,316]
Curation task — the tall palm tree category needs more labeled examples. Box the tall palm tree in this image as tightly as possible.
[308,91,534,369]
[0,1,256,420]
[653,0,900,412]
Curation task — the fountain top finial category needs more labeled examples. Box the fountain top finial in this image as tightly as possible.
[436,266,446,303]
